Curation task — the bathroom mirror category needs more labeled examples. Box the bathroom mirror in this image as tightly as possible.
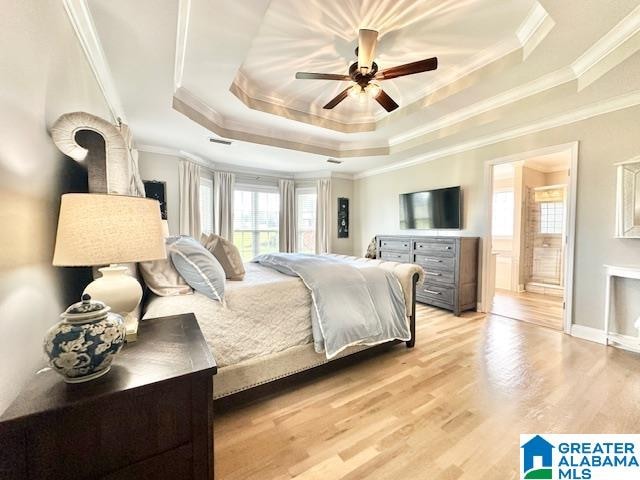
[615,157,640,238]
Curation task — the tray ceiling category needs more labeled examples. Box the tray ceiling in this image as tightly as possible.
[81,0,640,174]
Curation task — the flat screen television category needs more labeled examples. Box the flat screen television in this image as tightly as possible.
[399,186,461,229]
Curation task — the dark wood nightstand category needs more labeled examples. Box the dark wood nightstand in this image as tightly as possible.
[0,313,217,480]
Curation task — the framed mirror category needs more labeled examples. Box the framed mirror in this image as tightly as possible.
[616,156,640,238]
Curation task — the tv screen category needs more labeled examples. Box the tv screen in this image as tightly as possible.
[399,186,461,229]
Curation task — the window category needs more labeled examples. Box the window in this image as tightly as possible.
[492,190,514,236]
[540,201,563,234]
[200,177,213,235]
[296,188,317,253]
[233,187,279,261]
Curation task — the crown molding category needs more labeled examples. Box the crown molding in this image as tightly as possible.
[62,0,126,124]
[227,3,551,132]
[571,3,640,80]
[388,66,576,146]
[293,170,353,180]
[174,0,191,90]
[354,90,640,179]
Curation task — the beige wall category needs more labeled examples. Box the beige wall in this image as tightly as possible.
[353,105,640,333]
[138,151,354,254]
[0,1,112,412]
[138,151,181,235]
[330,177,353,255]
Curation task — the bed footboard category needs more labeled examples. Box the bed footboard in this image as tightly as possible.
[406,272,420,348]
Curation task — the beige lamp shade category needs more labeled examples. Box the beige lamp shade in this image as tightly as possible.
[53,193,167,266]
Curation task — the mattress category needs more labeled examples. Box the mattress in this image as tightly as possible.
[143,262,313,367]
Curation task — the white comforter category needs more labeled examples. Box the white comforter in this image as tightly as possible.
[143,262,313,367]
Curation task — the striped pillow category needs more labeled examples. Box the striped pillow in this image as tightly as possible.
[167,236,225,302]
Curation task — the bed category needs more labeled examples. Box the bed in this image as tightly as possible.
[143,254,422,399]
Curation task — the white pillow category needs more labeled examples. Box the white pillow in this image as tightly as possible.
[168,236,225,302]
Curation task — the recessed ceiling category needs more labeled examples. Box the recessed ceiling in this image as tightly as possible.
[232,0,536,124]
[82,0,640,175]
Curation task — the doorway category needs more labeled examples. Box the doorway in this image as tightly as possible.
[482,143,578,333]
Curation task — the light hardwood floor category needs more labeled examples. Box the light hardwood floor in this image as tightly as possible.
[491,290,564,330]
[214,304,640,479]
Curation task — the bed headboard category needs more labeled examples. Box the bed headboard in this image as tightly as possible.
[51,112,148,316]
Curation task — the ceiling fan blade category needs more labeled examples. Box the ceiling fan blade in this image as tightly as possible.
[323,87,351,109]
[375,57,438,80]
[295,72,351,81]
[375,89,399,112]
[357,29,378,73]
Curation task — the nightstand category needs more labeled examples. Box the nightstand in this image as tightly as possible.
[0,313,217,480]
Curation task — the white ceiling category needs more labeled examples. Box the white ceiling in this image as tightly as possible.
[234,0,535,123]
[82,0,640,175]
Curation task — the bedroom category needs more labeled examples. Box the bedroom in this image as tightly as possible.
[1,1,640,479]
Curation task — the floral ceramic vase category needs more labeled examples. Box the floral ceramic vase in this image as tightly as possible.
[44,294,126,383]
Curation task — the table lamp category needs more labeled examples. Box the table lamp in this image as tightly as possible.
[53,193,166,341]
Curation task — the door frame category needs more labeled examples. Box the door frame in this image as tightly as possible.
[480,141,579,334]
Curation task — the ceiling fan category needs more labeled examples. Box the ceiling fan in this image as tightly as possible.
[295,29,438,113]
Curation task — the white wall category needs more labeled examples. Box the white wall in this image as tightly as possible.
[0,1,112,413]
[353,105,640,333]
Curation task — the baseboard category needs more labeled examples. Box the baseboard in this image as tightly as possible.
[570,325,607,345]
[608,333,640,353]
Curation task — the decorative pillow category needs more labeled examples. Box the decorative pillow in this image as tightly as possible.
[365,237,377,259]
[138,244,193,296]
[200,233,245,280]
[168,236,226,302]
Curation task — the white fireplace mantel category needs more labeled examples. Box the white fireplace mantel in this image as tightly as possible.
[604,265,640,351]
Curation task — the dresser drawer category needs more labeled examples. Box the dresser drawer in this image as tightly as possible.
[414,240,456,257]
[419,283,454,304]
[379,239,410,252]
[422,268,455,284]
[381,251,410,263]
[414,254,455,271]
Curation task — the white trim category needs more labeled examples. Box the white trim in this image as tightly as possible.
[174,0,191,90]
[570,325,607,345]
[571,3,640,78]
[608,333,640,353]
[62,0,126,123]
[480,141,578,336]
[388,67,576,146]
[516,3,549,46]
[355,91,640,179]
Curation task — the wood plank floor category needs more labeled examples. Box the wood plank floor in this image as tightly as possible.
[214,305,640,479]
[491,290,564,330]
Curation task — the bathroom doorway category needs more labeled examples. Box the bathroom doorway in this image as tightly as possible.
[482,143,578,332]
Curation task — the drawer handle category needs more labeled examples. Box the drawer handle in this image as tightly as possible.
[426,272,441,276]
[424,289,441,295]
[425,259,442,263]
[445,246,452,250]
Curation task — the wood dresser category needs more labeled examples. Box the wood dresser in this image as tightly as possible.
[0,313,217,480]
[377,235,479,315]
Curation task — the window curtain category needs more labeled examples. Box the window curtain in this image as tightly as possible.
[213,171,235,240]
[279,179,295,252]
[178,159,201,238]
[315,178,331,254]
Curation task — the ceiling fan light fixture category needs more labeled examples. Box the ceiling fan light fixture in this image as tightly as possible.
[348,84,363,99]
[365,83,381,98]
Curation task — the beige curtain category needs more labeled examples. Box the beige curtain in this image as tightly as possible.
[315,178,331,254]
[179,159,201,238]
[214,171,235,240]
[279,179,295,252]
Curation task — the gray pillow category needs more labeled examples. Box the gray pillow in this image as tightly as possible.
[167,236,225,302]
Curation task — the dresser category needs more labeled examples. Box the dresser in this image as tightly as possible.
[0,313,217,480]
[377,235,479,315]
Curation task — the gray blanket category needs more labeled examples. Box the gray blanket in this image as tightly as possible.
[252,253,410,359]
